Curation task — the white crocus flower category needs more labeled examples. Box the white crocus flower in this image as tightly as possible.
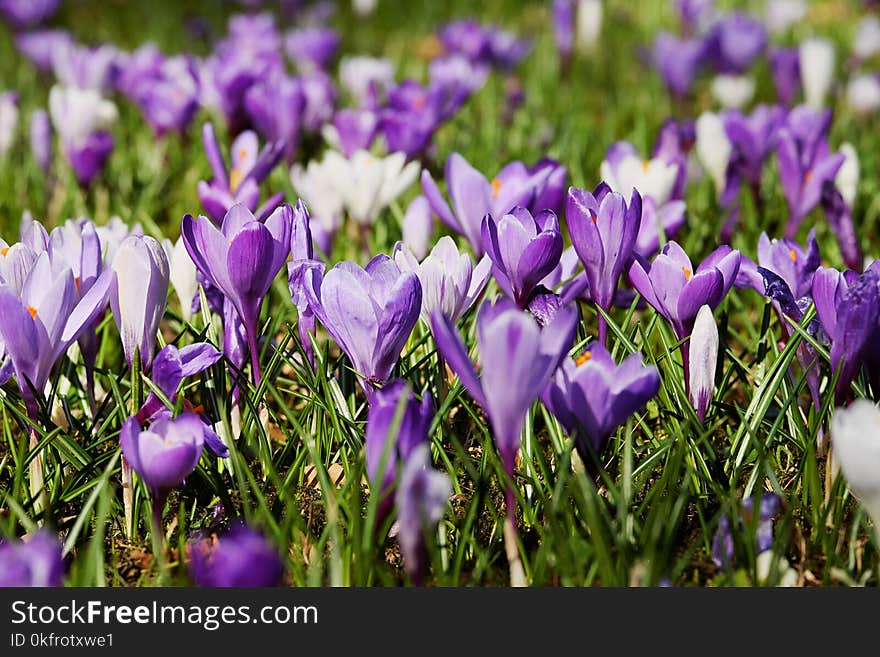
[835,143,859,209]
[353,0,378,16]
[710,74,755,110]
[334,150,419,226]
[846,74,880,116]
[339,56,395,106]
[832,399,880,528]
[169,236,199,321]
[695,111,732,199]
[799,38,835,108]
[764,0,806,35]
[0,92,18,157]
[600,153,678,206]
[48,85,117,148]
[290,156,347,242]
[854,16,880,61]
[575,0,603,52]
[689,305,718,422]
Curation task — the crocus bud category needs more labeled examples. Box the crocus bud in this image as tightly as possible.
[689,304,718,421]
[188,525,284,588]
[0,529,64,587]
[831,399,880,526]
[29,109,52,173]
[799,38,835,108]
[110,234,170,368]
[835,143,859,210]
[120,413,204,504]
[169,236,198,321]
[696,111,733,198]
[401,195,434,260]
[0,91,18,158]
[710,74,755,110]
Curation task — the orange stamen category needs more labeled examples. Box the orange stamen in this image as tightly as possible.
[182,398,205,415]
[74,276,81,293]
[789,249,797,263]
[682,267,692,281]
[229,167,243,193]
[491,178,501,199]
[642,160,650,173]
[575,351,592,366]
[803,170,813,183]
[1,247,8,256]
[26,305,37,318]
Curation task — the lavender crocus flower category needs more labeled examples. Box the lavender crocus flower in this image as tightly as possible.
[482,207,563,309]
[396,444,451,585]
[284,26,339,72]
[29,109,52,172]
[769,48,801,106]
[542,342,660,465]
[365,379,432,504]
[128,56,200,138]
[15,30,72,72]
[182,204,292,384]
[287,200,322,369]
[110,235,170,369]
[327,108,379,157]
[567,185,642,343]
[244,74,305,161]
[401,195,434,261]
[776,113,845,238]
[52,41,119,93]
[738,231,820,299]
[705,13,767,75]
[688,305,718,422]
[421,153,553,257]
[651,32,706,98]
[48,85,118,187]
[197,123,285,224]
[0,529,64,587]
[712,493,781,569]
[120,413,205,512]
[188,524,284,587]
[723,104,786,192]
[0,0,58,30]
[304,255,421,392]
[636,197,686,257]
[393,236,491,326]
[431,298,577,514]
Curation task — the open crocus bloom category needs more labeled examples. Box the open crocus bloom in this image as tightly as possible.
[600,141,679,206]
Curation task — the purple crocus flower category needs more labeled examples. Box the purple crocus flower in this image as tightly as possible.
[287,200,322,369]
[482,207,563,309]
[723,104,786,191]
[421,153,552,257]
[298,71,337,133]
[0,0,58,30]
[552,0,575,62]
[431,298,577,516]
[134,342,226,455]
[738,231,820,299]
[182,204,292,384]
[120,413,205,512]
[635,197,686,258]
[769,48,801,106]
[651,32,706,98]
[29,109,52,172]
[652,118,695,201]
[705,13,767,75]
[379,79,459,158]
[629,241,741,340]
[197,122,285,224]
[128,56,200,138]
[396,444,451,585]
[0,529,64,587]
[776,106,845,237]
[365,379,432,506]
[529,158,568,216]
[821,181,861,272]
[401,195,434,260]
[244,73,304,161]
[0,251,112,404]
[329,108,379,157]
[188,524,283,587]
[303,255,421,392]
[15,29,72,72]
[284,26,339,72]
[712,493,781,568]
[110,235,170,369]
[542,342,660,465]
[675,0,714,34]
[567,184,642,343]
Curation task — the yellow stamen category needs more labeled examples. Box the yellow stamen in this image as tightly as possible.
[26,305,37,319]
[789,249,797,263]
[238,147,248,160]
[642,160,650,173]
[229,166,243,193]
[575,351,592,366]
[491,178,502,199]
[682,267,692,281]
[165,438,173,446]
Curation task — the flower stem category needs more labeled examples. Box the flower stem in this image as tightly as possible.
[24,393,47,516]
[150,497,168,584]
[597,312,608,347]
[246,324,262,387]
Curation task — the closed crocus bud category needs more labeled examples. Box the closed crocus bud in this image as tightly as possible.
[696,111,733,198]
[831,399,880,527]
[0,91,18,158]
[353,0,378,17]
[835,143,859,210]
[396,444,451,585]
[29,109,52,173]
[188,525,283,588]
[799,38,835,108]
[0,529,64,587]
[401,195,434,260]
[689,304,718,421]
[120,413,204,505]
[110,235,170,369]
[169,236,198,322]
